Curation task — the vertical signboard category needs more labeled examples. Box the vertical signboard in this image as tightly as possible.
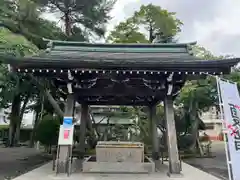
[58,125,74,145]
[217,77,240,180]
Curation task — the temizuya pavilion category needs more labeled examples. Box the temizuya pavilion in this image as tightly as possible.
[3,40,240,175]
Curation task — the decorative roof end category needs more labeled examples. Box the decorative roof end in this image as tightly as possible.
[186,42,197,55]
[43,38,53,53]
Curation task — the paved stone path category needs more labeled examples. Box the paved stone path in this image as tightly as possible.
[12,161,222,180]
[0,147,51,180]
[185,142,228,180]
[1,142,229,180]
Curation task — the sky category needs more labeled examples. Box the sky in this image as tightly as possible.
[42,0,240,57]
[107,0,240,57]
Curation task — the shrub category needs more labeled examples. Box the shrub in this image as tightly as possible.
[35,115,60,147]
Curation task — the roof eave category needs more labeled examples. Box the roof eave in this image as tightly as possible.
[3,55,239,73]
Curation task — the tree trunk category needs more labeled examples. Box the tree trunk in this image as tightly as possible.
[9,94,21,147]
[8,119,15,147]
[14,94,30,146]
[149,24,154,42]
[30,94,45,147]
[44,90,64,117]
[14,122,21,146]
[64,11,71,36]
[29,75,64,117]
[189,114,200,153]
[29,110,40,147]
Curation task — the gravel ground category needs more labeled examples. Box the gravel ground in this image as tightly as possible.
[185,160,228,180]
[0,147,51,180]
[184,142,228,180]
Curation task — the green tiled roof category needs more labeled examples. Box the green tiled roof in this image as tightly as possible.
[1,39,240,73]
[43,40,196,61]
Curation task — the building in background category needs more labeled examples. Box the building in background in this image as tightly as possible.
[200,106,222,140]
[0,108,34,129]
[0,109,8,126]
[74,105,134,141]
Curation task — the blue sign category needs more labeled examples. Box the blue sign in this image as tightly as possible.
[63,116,73,127]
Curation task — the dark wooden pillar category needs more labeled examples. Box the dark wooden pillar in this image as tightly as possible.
[149,105,159,160]
[56,94,75,173]
[79,104,88,156]
[164,96,181,175]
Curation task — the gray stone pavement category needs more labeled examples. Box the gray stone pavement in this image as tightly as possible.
[2,141,230,180]
[0,147,51,180]
[185,141,229,180]
[12,161,222,180]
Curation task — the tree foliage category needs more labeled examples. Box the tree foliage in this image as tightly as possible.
[0,0,118,147]
[0,27,38,108]
[0,0,66,49]
[108,4,183,43]
[35,115,60,147]
[0,26,39,146]
[132,4,182,42]
[107,18,148,43]
[34,0,116,40]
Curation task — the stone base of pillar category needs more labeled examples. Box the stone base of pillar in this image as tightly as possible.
[56,145,71,174]
[168,161,181,175]
[167,172,183,178]
[56,160,68,173]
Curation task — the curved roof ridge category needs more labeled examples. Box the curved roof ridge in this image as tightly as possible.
[42,38,197,48]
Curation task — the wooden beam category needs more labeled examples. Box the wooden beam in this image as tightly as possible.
[54,76,185,97]
[79,104,88,155]
[77,100,152,106]
[73,86,165,96]
[63,82,183,97]
[164,96,181,175]
[149,105,159,160]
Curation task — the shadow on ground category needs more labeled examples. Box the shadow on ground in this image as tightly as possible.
[0,147,51,180]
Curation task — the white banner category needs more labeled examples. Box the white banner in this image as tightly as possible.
[218,78,240,180]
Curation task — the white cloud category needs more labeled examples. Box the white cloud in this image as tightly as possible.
[107,0,137,33]
[108,0,240,56]
[41,1,240,57]
[189,1,240,56]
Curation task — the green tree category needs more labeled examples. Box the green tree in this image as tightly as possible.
[174,46,227,154]
[34,0,116,39]
[108,4,182,43]
[0,0,72,147]
[0,27,39,146]
[35,114,60,152]
[192,46,217,59]
[107,18,148,43]
[175,80,216,152]
[0,0,66,49]
[133,4,182,42]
